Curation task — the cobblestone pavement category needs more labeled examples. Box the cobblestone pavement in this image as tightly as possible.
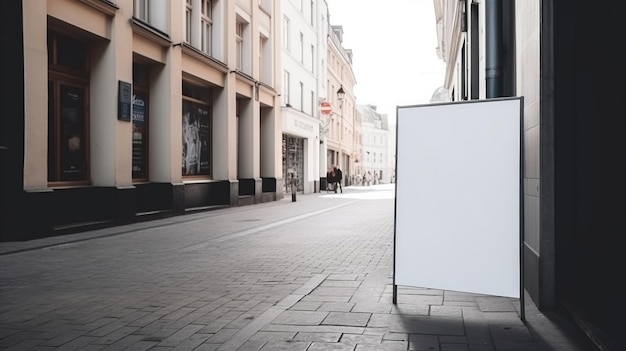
[0,185,596,350]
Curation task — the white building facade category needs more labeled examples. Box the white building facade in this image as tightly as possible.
[357,105,392,185]
[280,0,329,194]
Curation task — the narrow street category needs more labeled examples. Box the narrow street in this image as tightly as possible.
[0,184,595,350]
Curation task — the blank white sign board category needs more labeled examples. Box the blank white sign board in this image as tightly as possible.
[394,98,522,298]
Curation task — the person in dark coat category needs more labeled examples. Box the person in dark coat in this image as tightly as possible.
[333,166,343,193]
[326,167,336,192]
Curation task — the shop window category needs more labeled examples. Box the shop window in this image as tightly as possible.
[132,63,150,181]
[182,83,212,177]
[48,32,90,184]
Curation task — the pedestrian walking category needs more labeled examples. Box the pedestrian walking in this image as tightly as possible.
[326,167,336,193]
[333,166,343,193]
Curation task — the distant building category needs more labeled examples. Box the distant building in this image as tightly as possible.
[325,23,358,187]
[357,105,393,185]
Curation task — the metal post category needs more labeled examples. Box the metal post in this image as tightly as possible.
[291,175,296,202]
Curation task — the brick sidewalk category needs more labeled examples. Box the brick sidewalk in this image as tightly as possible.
[0,185,596,350]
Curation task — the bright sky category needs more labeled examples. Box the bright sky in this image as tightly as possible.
[326,0,446,120]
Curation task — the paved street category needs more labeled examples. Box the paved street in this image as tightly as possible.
[0,184,596,350]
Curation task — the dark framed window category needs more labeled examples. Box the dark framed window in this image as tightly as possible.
[182,82,212,177]
[132,63,150,181]
[48,32,90,184]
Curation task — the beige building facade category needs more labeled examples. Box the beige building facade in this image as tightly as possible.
[325,25,360,187]
[5,0,283,240]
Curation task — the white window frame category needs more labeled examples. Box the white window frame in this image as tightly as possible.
[283,16,290,52]
[135,0,150,22]
[236,21,243,70]
[284,71,290,106]
[185,0,192,43]
[299,81,304,111]
[201,0,213,54]
[299,32,304,63]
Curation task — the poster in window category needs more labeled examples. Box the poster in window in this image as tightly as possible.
[132,94,147,179]
[60,85,86,180]
[182,102,211,176]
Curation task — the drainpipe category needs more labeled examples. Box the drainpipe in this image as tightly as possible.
[485,0,502,98]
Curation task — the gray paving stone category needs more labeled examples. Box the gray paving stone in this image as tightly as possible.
[311,287,357,297]
[290,301,322,311]
[322,312,371,327]
[321,280,362,288]
[293,332,341,342]
[317,302,355,312]
[301,295,351,303]
[156,324,205,347]
[382,332,408,341]
[270,311,328,326]
[327,274,360,281]
[260,324,365,335]
[341,333,383,344]
[390,304,430,316]
[308,342,356,350]
[381,340,409,350]
[439,343,469,351]
[231,339,265,351]
[488,325,533,342]
[207,328,239,344]
[430,306,462,318]
[352,302,392,314]
[475,297,517,312]
[258,340,311,350]
[248,331,297,342]
[393,294,444,306]
[369,314,464,336]
[409,334,439,351]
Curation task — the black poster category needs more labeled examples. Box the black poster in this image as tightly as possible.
[182,101,211,176]
[118,81,132,121]
[132,93,147,179]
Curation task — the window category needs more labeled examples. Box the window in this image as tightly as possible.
[283,16,290,52]
[134,0,168,33]
[201,0,212,54]
[236,21,243,70]
[299,82,304,111]
[284,71,290,106]
[185,0,192,43]
[310,44,315,73]
[132,63,149,181]
[182,82,212,177]
[48,32,90,183]
[259,0,272,13]
[135,0,149,22]
[299,32,304,63]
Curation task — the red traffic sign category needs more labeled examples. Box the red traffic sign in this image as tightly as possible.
[320,101,332,115]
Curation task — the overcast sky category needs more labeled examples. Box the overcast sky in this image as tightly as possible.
[326,0,446,120]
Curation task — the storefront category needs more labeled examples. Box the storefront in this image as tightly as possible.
[282,135,304,194]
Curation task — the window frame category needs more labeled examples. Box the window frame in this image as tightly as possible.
[201,0,213,54]
[132,63,150,182]
[235,21,243,70]
[47,32,91,185]
[182,82,212,179]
